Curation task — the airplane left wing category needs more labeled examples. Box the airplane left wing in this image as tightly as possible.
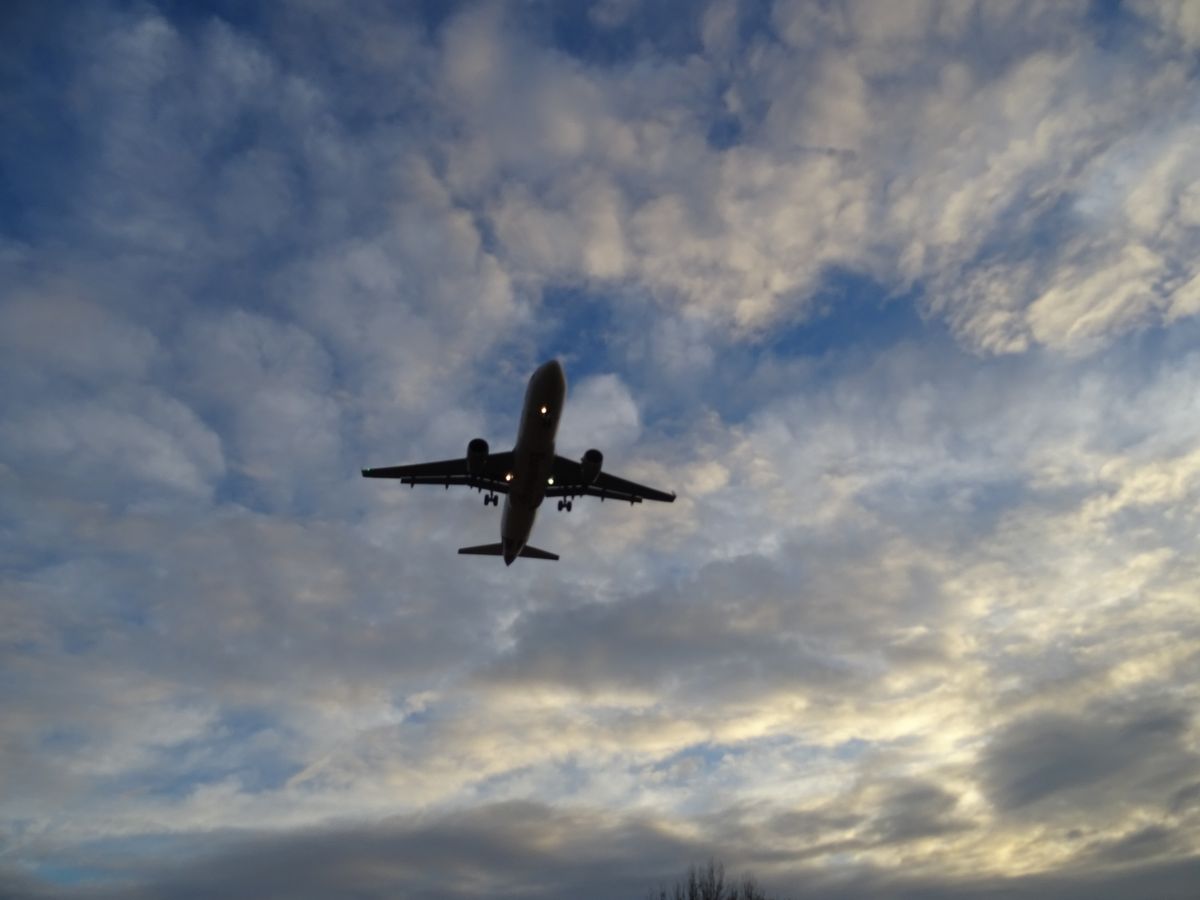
[546,455,675,504]
[362,451,515,493]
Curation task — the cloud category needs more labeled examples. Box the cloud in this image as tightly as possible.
[0,289,159,381]
[866,781,967,845]
[557,373,641,453]
[1131,0,1200,49]
[1,387,224,503]
[456,0,1200,353]
[173,308,342,508]
[982,705,1198,815]
[3,801,1197,900]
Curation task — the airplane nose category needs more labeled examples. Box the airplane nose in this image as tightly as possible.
[539,359,565,385]
[545,360,567,399]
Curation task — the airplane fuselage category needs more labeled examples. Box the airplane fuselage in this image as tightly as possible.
[500,360,566,564]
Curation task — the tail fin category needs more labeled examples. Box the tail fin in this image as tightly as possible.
[457,542,559,560]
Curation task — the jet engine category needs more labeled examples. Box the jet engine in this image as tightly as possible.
[580,448,603,484]
[467,438,489,476]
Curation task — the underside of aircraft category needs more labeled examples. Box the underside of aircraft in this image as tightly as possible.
[362,360,675,564]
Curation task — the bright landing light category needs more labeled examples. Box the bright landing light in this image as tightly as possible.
[547,477,554,485]
[540,405,548,414]
[505,473,513,482]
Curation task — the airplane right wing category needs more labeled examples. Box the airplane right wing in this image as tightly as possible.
[362,451,515,493]
[546,456,676,504]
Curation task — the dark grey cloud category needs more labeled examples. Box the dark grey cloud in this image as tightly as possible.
[982,704,1199,815]
[2,803,691,900]
[1170,781,1200,815]
[867,781,966,846]
[2,802,1197,900]
[692,779,972,873]
[804,854,1200,900]
[1084,823,1180,866]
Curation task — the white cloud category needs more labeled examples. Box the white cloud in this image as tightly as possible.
[1131,0,1200,49]
[3,389,224,501]
[0,289,160,381]
[431,0,1200,354]
[175,309,342,506]
[558,373,642,454]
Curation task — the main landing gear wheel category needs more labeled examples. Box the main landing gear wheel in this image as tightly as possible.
[484,493,498,506]
[557,499,574,512]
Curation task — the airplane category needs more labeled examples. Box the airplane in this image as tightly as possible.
[362,360,675,564]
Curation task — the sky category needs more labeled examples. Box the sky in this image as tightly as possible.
[2,0,1200,896]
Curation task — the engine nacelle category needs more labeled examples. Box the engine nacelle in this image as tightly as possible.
[580,448,603,484]
[467,438,489,476]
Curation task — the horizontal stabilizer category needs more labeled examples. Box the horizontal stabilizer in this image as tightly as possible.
[518,544,559,561]
[456,542,559,560]
[457,543,504,556]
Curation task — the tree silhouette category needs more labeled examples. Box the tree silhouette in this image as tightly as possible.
[647,859,778,900]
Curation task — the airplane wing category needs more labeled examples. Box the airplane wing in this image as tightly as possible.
[362,451,515,493]
[546,455,676,504]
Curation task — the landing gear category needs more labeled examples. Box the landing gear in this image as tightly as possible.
[557,499,573,512]
[484,493,498,506]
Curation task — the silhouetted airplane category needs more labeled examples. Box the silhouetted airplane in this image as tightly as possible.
[362,360,676,564]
